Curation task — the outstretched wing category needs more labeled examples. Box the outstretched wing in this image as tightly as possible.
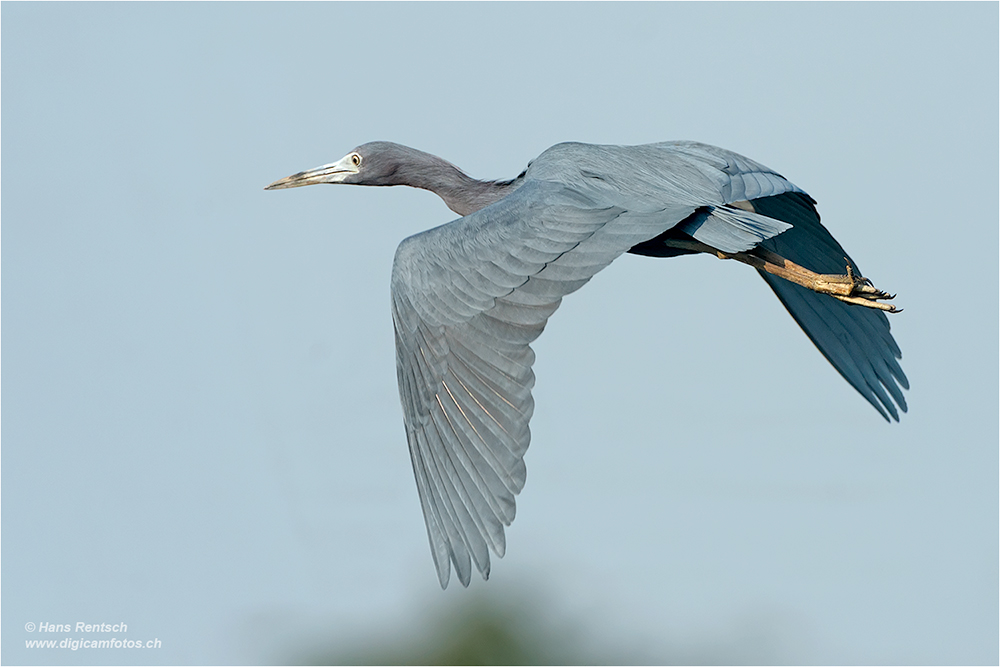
[390,146,801,587]
[751,192,909,420]
[391,182,655,589]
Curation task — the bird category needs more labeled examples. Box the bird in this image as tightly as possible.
[265,140,907,588]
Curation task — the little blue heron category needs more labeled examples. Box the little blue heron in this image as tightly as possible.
[266,141,907,588]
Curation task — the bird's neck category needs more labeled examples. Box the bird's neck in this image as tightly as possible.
[399,153,519,216]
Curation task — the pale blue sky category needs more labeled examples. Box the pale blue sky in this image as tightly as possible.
[3,3,997,664]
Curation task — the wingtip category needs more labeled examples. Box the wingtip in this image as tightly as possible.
[435,557,451,589]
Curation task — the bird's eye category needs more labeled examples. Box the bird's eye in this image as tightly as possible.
[351,153,362,167]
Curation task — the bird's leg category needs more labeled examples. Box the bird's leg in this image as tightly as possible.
[661,238,899,313]
[740,246,898,312]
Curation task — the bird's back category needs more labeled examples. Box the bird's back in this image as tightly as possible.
[523,141,798,212]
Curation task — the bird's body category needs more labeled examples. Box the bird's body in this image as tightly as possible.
[266,140,907,588]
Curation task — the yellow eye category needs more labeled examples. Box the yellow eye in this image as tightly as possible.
[351,153,362,167]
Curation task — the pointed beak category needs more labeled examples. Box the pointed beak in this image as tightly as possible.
[264,153,359,190]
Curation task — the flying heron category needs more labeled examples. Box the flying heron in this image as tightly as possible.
[266,140,907,588]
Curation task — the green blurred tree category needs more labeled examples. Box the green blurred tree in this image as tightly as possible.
[296,592,626,665]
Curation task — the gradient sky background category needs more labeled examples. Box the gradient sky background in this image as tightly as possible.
[3,3,997,665]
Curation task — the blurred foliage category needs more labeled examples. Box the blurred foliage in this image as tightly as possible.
[294,590,633,665]
[291,586,782,666]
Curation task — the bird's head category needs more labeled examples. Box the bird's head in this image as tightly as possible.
[264,142,438,190]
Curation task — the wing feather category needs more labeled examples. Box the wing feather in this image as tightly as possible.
[424,410,493,574]
[408,436,453,587]
[432,387,509,547]
[412,428,472,585]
